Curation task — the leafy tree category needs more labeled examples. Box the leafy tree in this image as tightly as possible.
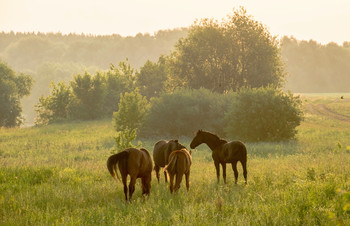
[167,7,285,92]
[136,56,167,99]
[0,60,32,127]
[111,128,142,154]
[104,61,136,116]
[34,82,72,125]
[224,86,303,141]
[70,72,105,120]
[112,88,149,133]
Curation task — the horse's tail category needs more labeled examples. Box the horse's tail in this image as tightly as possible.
[164,154,177,174]
[107,151,129,182]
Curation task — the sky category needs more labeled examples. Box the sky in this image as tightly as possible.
[0,0,349,44]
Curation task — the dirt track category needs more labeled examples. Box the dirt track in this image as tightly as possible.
[305,103,350,122]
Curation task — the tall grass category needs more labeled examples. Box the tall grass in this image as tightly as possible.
[1,95,350,225]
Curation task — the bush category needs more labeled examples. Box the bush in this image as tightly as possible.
[111,128,142,154]
[112,88,149,133]
[34,82,72,125]
[140,88,231,137]
[224,86,303,141]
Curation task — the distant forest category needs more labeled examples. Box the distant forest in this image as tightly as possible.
[0,30,350,124]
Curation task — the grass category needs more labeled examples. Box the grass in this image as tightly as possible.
[1,95,350,225]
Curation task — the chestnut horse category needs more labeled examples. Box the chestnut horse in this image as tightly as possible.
[153,139,186,183]
[107,148,153,201]
[190,130,247,184]
[164,148,192,193]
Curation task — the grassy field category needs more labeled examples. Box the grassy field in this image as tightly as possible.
[1,94,350,225]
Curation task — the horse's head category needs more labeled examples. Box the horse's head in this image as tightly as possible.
[169,139,186,151]
[190,130,204,149]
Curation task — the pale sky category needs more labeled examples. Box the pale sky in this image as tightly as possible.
[0,0,349,44]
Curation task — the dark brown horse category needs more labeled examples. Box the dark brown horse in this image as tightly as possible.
[164,148,192,193]
[107,147,153,201]
[153,139,186,183]
[190,130,247,184]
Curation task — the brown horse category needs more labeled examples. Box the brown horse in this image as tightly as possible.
[164,148,192,193]
[107,147,153,201]
[153,139,186,183]
[190,130,247,184]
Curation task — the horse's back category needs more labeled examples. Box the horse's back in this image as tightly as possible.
[153,140,168,167]
[166,149,191,174]
[223,141,247,162]
[126,148,152,176]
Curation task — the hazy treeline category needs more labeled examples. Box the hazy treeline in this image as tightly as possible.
[1,31,350,95]
[0,29,188,70]
[32,9,303,141]
[0,29,188,124]
[282,37,350,92]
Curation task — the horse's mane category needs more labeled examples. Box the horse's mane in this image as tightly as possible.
[199,130,228,149]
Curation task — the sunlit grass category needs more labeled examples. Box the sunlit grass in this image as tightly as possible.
[1,95,350,225]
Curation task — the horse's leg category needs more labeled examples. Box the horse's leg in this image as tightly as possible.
[222,163,227,184]
[174,172,183,192]
[128,176,137,201]
[122,173,128,201]
[241,160,247,185]
[232,161,238,184]
[169,173,175,193]
[214,161,220,183]
[185,171,190,192]
[164,170,168,183]
[154,165,160,183]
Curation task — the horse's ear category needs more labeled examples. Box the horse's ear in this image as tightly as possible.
[174,139,178,143]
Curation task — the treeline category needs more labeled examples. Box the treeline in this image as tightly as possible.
[282,37,350,92]
[0,29,188,70]
[0,29,188,124]
[33,8,303,142]
[2,28,350,95]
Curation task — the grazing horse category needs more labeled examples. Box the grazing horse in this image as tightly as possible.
[190,130,247,184]
[107,148,153,201]
[164,148,192,193]
[153,139,186,183]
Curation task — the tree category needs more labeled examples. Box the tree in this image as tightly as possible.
[70,72,105,120]
[0,60,33,127]
[136,56,167,99]
[34,82,72,125]
[112,89,149,133]
[224,86,303,141]
[103,61,136,116]
[167,7,285,92]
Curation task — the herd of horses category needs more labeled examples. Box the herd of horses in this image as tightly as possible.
[107,130,248,201]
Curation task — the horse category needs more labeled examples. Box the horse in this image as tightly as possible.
[190,130,247,184]
[164,148,192,193]
[107,147,153,201]
[153,139,186,183]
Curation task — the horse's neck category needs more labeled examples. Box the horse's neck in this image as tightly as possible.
[203,133,225,151]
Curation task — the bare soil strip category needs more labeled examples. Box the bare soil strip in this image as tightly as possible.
[305,104,350,122]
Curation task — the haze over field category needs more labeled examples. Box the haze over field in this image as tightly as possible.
[1,0,349,44]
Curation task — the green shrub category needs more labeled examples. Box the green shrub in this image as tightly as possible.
[34,82,72,125]
[140,88,231,137]
[112,88,149,133]
[111,128,142,154]
[224,86,303,141]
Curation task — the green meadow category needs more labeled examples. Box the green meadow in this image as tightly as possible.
[1,94,350,225]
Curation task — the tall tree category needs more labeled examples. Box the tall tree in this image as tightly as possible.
[136,56,168,99]
[70,72,105,120]
[0,60,33,127]
[167,7,285,92]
